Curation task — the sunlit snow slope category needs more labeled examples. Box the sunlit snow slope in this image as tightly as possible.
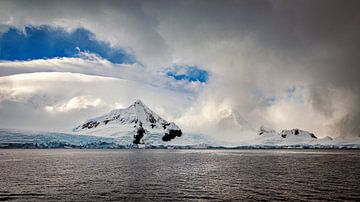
[73,100,182,144]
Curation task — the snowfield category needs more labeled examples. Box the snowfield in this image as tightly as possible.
[1,100,359,149]
[0,127,359,149]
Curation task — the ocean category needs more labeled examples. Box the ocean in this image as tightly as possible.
[0,149,359,201]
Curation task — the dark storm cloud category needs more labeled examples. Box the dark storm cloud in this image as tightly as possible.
[143,0,360,136]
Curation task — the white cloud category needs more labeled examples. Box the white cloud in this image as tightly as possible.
[44,96,104,113]
[0,53,203,94]
[0,71,193,132]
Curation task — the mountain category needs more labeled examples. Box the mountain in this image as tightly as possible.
[218,110,255,131]
[0,127,359,149]
[259,126,317,139]
[73,99,182,144]
[251,126,321,146]
[279,129,317,139]
[1,100,359,149]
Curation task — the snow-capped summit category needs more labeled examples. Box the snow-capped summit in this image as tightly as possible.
[73,99,182,144]
[279,129,317,139]
[257,126,317,139]
[218,110,253,130]
[252,126,320,146]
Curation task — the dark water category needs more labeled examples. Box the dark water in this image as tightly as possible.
[0,150,359,201]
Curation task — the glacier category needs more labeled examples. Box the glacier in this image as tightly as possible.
[0,100,359,149]
[0,128,118,148]
[0,127,359,149]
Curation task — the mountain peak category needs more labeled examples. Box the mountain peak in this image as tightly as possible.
[132,99,145,106]
[128,99,152,112]
[73,99,182,144]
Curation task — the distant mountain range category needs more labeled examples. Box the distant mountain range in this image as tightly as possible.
[0,100,359,149]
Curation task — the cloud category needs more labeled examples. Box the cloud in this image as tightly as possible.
[0,25,135,63]
[0,53,203,94]
[0,0,359,137]
[0,0,172,68]
[0,72,193,132]
[44,96,104,113]
[148,0,360,137]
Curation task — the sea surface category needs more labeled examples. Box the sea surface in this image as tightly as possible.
[0,149,359,201]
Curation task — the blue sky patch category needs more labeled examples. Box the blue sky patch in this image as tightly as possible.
[287,85,304,104]
[264,96,277,106]
[0,25,135,64]
[166,65,209,83]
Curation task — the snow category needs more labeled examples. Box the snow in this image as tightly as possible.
[73,99,182,144]
[0,127,359,149]
[1,100,359,149]
[258,125,277,135]
[0,128,117,148]
[237,127,360,149]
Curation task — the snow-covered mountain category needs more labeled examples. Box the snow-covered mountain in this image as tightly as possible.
[218,110,255,132]
[0,127,359,149]
[73,99,182,144]
[250,126,321,146]
[1,100,359,149]
[259,126,317,139]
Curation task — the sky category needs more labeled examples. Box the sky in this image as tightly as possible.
[0,0,359,139]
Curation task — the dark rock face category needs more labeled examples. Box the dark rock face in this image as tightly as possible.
[310,133,317,139]
[81,121,99,129]
[162,123,170,129]
[280,129,317,139]
[148,114,156,123]
[162,129,182,141]
[133,122,145,144]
